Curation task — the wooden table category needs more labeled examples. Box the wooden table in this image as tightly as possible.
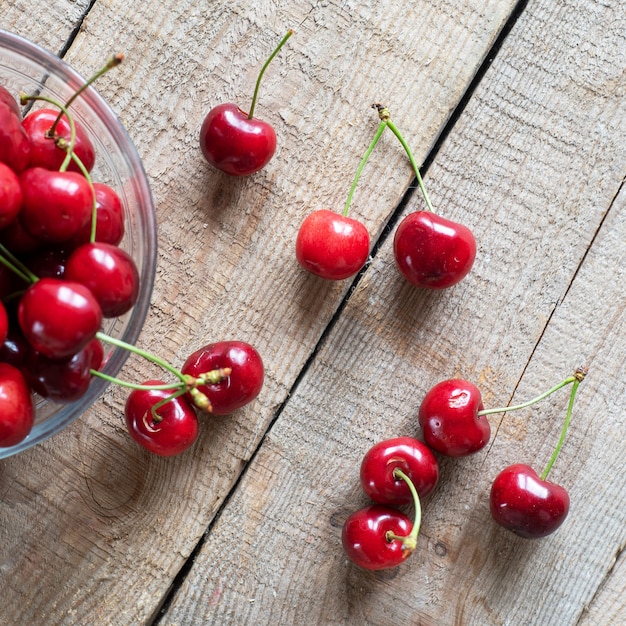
[2,1,625,624]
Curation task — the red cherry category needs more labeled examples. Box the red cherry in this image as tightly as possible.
[0,85,20,118]
[295,209,370,280]
[360,436,439,505]
[22,108,96,173]
[0,162,23,229]
[64,242,140,317]
[0,325,30,369]
[342,505,414,570]
[0,101,30,173]
[0,362,34,447]
[490,464,570,539]
[70,182,125,246]
[181,340,264,415]
[124,383,199,456]
[23,246,69,279]
[200,103,276,176]
[0,218,41,255]
[18,277,103,359]
[393,211,476,289]
[418,379,490,456]
[19,167,93,243]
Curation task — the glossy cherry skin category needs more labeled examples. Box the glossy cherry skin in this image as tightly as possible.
[181,340,264,414]
[64,243,140,317]
[393,211,476,289]
[0,85,20,117]
[18,277,103,359]
[295,209,370,280]
[360,436,439,505]
[199,103,276,176]
[490,464,570,539]
[418,379,490,456]
[0,162,23,229]
[19,167,93,243]
[0,101,30,174]
[0,363,34,447]
[124,382,199,456]
[342,505,413,570]
[22,108,96,173]
[70,182,125,246]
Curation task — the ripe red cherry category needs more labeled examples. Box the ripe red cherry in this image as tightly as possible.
[295,209,370,280]
[360,436,439,505]
[490,464,570,539]
[70,182,125,246]
[342,505,414,570]
[181,341,264,415]
[393,211,476,289]
[18,277,103,359]
[0,162,23,229]
[0,362,34,447]
[22,107,96,173]
[124,383,199,456]
[19,167,93,243]
[418,379,490,456]
[64,242,140,317]
[0,85,20,117]
[200,103,276,176]
[0,100,30,173]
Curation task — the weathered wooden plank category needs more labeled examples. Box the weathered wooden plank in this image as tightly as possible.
[158,0,626,623]
[0,0,520,624]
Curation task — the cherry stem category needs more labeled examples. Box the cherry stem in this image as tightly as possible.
[248,30,293,119]
[385,468,422,554]
[541,367,586,480]
[373,104,434,212]
[0,246,37,284]
[89,371,184,391]
[149,387,188,423]
[342,119,388,217]
[477,375,578,417]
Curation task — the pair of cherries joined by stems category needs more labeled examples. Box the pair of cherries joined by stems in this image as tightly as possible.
[342,369,586,570]
[0,57,265,454]
[197,31,475,289]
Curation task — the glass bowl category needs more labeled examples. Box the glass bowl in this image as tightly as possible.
[0,29,157,458]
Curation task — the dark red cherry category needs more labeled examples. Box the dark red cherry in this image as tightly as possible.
[0,362,34,447]
[0,218,41,255]
[124,383,199,456]
[181,340,264,415]
[295,209,370,280]
[418,379,490,457]
[393,211,476,289]
[342,505,414,570]
[18,277,103,359]
[490,464,570,539]
[19,167,93,243]
[24,246,69,280]
[0,161,23,229]
[64,242,140,317]
[0,101,30,174]
[360,436,439,505]
[70,182,125,246]
[22,108,96,173]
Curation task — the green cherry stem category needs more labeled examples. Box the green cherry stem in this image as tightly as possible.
[248,29,293,119]
[373,103,434,212]
[0,245,37,284]
[385,468,422,553]
[541,367,586,480]
[342,119,388,217]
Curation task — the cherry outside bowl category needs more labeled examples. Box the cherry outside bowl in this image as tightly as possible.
[0,30,157,458]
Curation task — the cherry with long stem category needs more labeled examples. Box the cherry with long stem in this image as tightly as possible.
[385,468,422,554]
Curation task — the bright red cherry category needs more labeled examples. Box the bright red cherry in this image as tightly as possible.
[360,436,439,505]
[19,167,93,243]
[124,383,199,456]
[0,162,23,229]
[394,211,476,289]
[0,100,30,173]
[64,242,140,317]
[22,108,96,173]
[342,505,414,570]
[295,210,370,280]
[181,340,264,415]
[418,379,490,456]
[18,277,103,359]
[0,363,34,447]
[490,464,570,539]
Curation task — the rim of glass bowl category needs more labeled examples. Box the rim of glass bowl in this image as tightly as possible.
[0,29,157,458]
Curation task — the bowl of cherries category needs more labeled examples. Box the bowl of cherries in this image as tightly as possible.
[0,30,157,458]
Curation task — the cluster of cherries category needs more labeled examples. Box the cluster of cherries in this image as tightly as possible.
[195,32,587,565]
[0,56,264,455]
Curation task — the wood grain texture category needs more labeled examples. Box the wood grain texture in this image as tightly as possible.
[0,1,522,625]
[159,0,626,623]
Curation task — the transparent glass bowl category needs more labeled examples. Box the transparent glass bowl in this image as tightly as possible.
[0,29,157,458]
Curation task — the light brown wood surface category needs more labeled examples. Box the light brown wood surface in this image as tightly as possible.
[1,0,624,624]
